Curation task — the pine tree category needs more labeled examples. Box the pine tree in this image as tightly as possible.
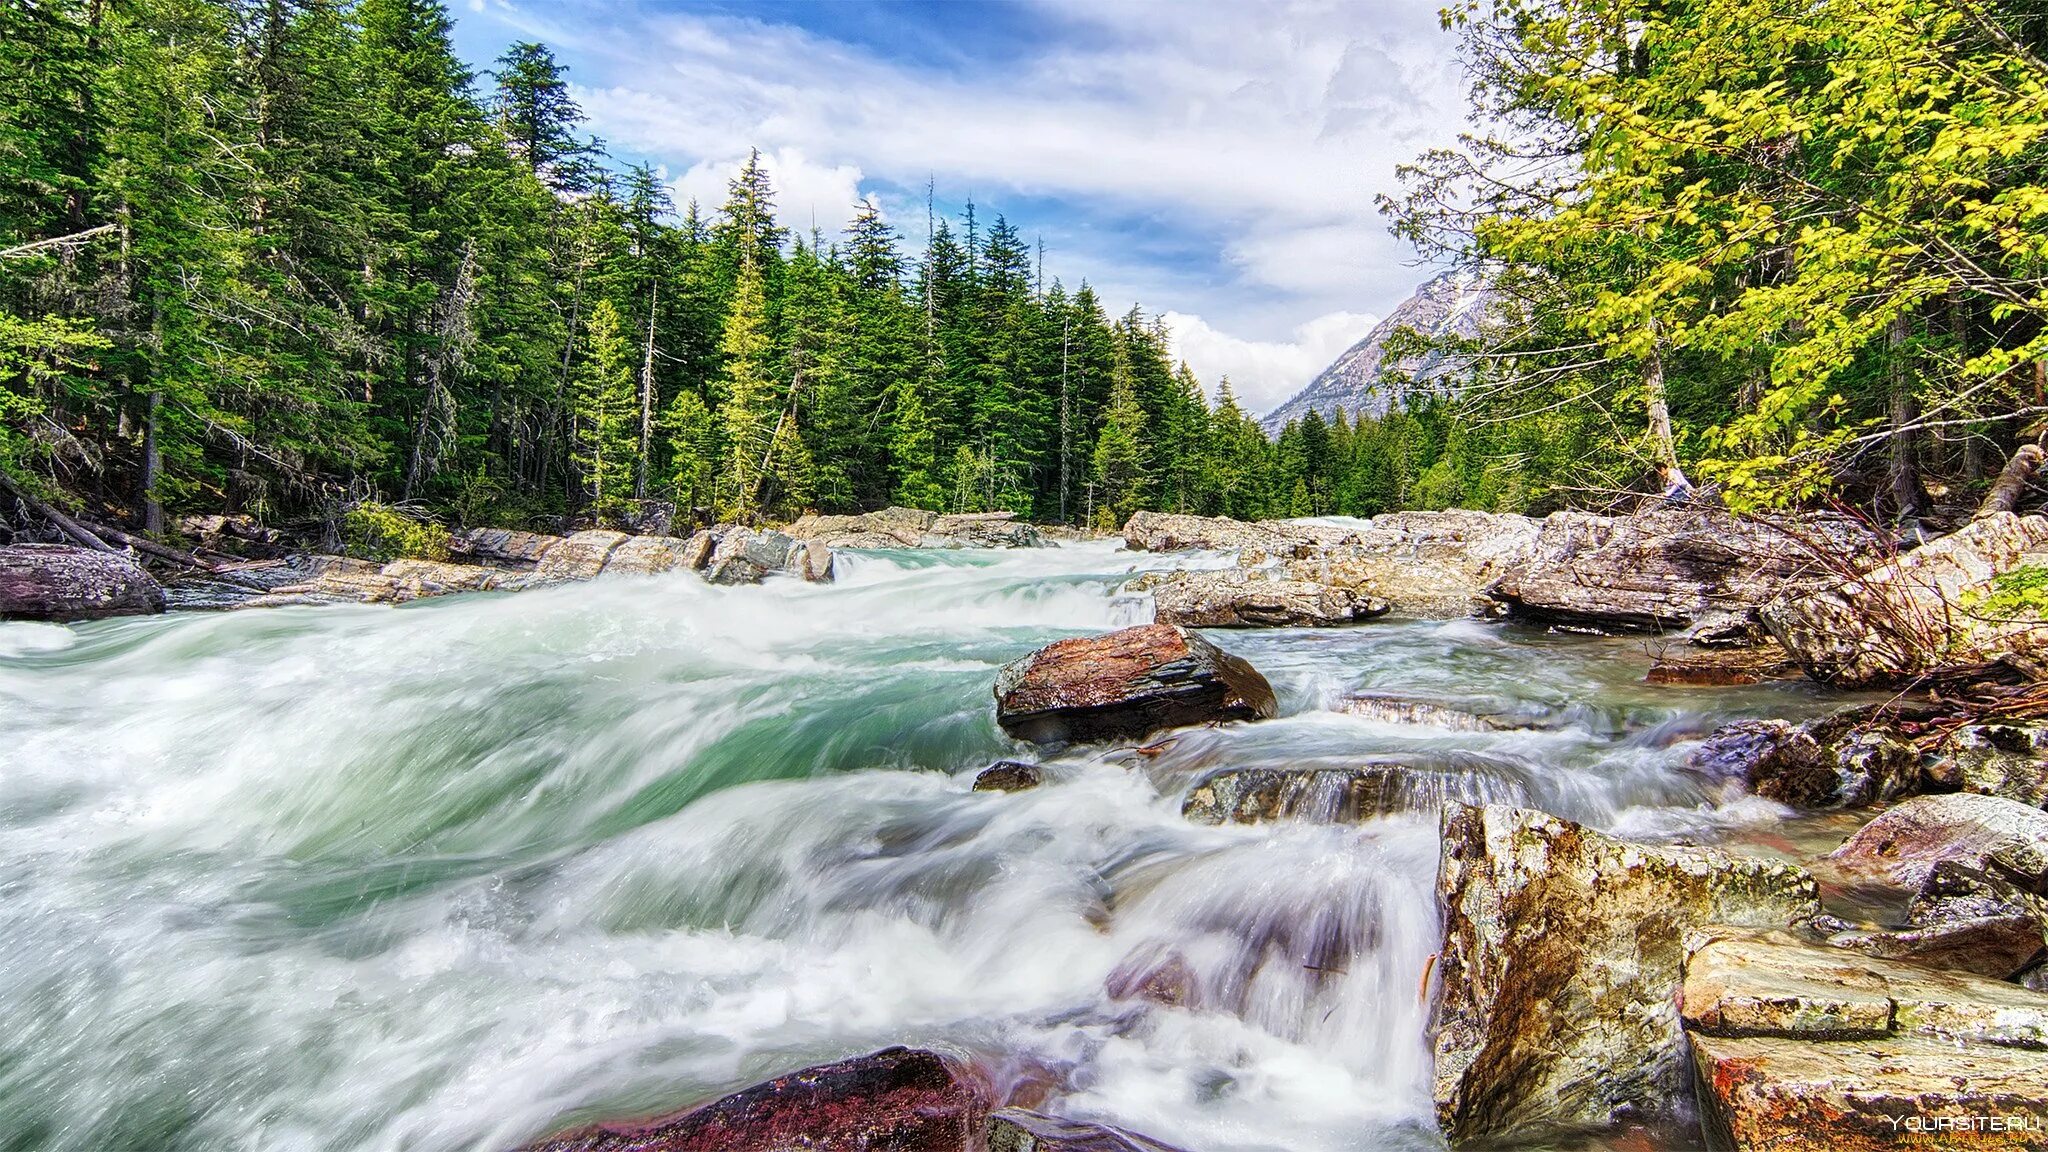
[570,298,638,519]
[714,254,778,520]
[1090,343,1151,528]
[489,41,596,191]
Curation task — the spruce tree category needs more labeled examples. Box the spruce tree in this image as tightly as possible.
[570,298,638,519]
[714,254,778,520]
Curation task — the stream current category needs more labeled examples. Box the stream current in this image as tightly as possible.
[0,535,1845,1151]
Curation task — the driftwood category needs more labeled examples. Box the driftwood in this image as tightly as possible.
[1977,442,2045,519]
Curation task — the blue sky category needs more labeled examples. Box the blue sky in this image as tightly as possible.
[446,0,1469,414]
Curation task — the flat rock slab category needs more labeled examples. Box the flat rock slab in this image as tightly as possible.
[1691,1032,2048,1151]
[1683,929,2048,1048]
[993,623,1276,745]
[0,543,166,621]
[1430,803,1821,1146]
[518,1047,988,1152]
[986,1109,1188,1152]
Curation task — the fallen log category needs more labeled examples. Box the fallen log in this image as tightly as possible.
[1976,442,2044,518]
[0,470,120,554]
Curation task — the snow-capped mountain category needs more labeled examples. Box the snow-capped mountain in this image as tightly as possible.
[1260,270,1494,433]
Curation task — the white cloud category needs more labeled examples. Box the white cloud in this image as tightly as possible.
[668,147,868,240]
[1164,309,1380,415]
[483,0,1466,386]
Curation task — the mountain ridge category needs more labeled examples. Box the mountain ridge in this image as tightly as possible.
[1260,270,1494,433]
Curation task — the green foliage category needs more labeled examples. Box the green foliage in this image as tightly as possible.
[342,501,452,561]
[1967,565,2048,622]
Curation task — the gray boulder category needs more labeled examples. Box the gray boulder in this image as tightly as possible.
[0,543,166,621]
[1130,568,1388,628]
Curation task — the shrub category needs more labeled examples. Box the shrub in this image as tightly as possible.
[341,502,451,562]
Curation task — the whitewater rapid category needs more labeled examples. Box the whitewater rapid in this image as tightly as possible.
[0,540,1839,1151]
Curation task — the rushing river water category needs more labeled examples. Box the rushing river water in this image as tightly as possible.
[0,537,1850,1152]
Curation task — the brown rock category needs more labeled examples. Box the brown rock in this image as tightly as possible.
[1827,793,2048,891]
[1181,764,1446,825]
[0,543,167,621]
[1690,1032,2048,1152]
[1645,641,1798,686]
[973,761,1043,792]
[451,527,566,567]
[1685,716,1920,809]
[993,623,1276,745]
[518,1046,989,1152]
[1430,803,1821,1146]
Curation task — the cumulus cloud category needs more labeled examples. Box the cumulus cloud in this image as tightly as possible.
[668,148,868,238]
[1164,310,1381,415]
[469,0,1465,383]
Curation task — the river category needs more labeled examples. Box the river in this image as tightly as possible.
[0,537,1846,1151]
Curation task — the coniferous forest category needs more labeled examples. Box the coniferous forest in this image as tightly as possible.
[0,0,1383,539]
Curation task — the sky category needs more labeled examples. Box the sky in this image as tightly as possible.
[445,0,1472,416]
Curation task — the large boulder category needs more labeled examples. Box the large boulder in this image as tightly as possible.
[531,530,630,583]
[1683,929,2048,1152]
[703,527,831,585]
[985,1110,1187,1152]
[601,534,701,576]
[1430,803,1821,1146]
[1763,512,2048,687]
[518,1046,989,1152]
[1129,568,1388,628]
[1277,510,1543,618]
[993,623,1276,745]
[1119,511,1356,556]
[784,507,937,549]
[1493,509,1879,633]
[450,527,566,567]
[0,543,167,621]
[1826,792,2048,892]
[926,511,1046,549]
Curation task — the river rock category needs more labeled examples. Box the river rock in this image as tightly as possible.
[1928,723,2048,808]
[703,528,817,585]
[973,761,1043,792]
[1430,803,1821,1146]
[1644,641,1798,686]
[784,507,937,548]
[1827,792,2048,891]
[1132,568,1388,628]
[519,1046,989,1152]
[1119,511,1355,556]
[1492,509,1878,633]
[1684,716,1920,809]
[1278,510,1543,618]
[1182,764,1431,824]
[985,1109,1188,1152]
[602,534,700,576]
[0,543,167,621]
[1683,929,2048,1151]
[531,530,629,583]
[927,511,1046,549]
[1822,912,2045,979]
[993,623,1276,745]
[451,527,566,567]
[1340,694,1502,730]
[1763,512,2048,687]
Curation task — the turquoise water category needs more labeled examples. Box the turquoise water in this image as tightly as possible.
[0,541,1842,1151]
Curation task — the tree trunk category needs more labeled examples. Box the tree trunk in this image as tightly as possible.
[1887,313,1930,518]
[1643,346,1676,467]
[637,279,658,500]
[141,389,163,533]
